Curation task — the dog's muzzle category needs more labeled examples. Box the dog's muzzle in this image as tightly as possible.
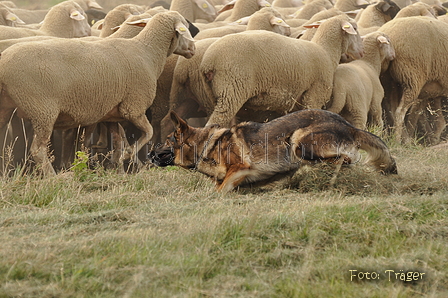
[148,147,175,167]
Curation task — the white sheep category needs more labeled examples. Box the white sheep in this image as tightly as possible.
[328,31,395,129]
[355,0,400,35]
[0,11,195,176]
[161,38,220,139]
[379,16,448,143]
[292,0,334,20]
[194,7,291,39]
[0,1,16,8]
[394,2,439,18]
[10,0,103,24]
[169,0,218,22]
[294,7,344,39]
[98,4,147,37]
[200,14,364,127]
[334,0,370,12]
[0,3,24,26]
[0,1,91,39]
[216,0,273,22]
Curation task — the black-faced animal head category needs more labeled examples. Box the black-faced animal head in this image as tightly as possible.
[376,0,401,20]
[149,111,212,169]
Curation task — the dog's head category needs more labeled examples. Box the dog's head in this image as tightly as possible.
[149,111,217,169]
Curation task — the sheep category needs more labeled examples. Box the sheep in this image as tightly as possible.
[379,16,448,143]
[272,0,303,8]
[161,38,220,139]
[194,7,291,39]
[0,1,91,40]
[334,0,370,12]
[293,7,344,39]
[0,3,25,27]
[85,9,107,26]
[98,4,147,37]
[192,22,247,39]
[0,1,16,8]
[292,0,334,20]
[199,14,364,127]
[355,0,400,35]
[394,2,439,18]
[10,0,103,24]
[0,11,195,176]
[392,0,415,9]
[217,0,273,22]
[169,0,218,22]
[328,31,395,129]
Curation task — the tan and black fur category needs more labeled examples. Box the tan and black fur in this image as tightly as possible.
[150,109,397,192]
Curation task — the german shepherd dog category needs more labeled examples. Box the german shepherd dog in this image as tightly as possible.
[150,110,397,192]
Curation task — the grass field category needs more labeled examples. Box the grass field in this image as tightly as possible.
[0,139,447,297]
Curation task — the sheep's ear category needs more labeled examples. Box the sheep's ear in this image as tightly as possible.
[376,1,391,12]
[295,29,306,39]
[303,20,324,29]
[87,0,103,10]
[230,16,251,25]
[170,111,189,133]
[70,9,85,21]
[126,17,151,27]
[377,35,389,45]
[257,0,271,7]
[356,0,370,8]
[270,16,290,28]
[218,0,236,14]
[5,12,25,25]
[110,25,121,32]
[192,0,216,16]
[97,20,104,30]
[341,21,357,35]
[345,9,362,18]
[175,21,195,42]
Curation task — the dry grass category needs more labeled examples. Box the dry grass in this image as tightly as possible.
[0,141,447,297]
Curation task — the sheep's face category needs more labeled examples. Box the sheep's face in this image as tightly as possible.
[171,20,196,58]
[343,21,364,60]
[70,7,92,37]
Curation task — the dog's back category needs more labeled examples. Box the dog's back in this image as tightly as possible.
[235,109,397,174]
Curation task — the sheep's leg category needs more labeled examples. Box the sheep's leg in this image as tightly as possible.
[427,97,446,145]
[327,90,347,114]
[106,122,131,172]
[301,84,331,110]
[207,98,245,127]
[394,87,421,143]
[369,95,384,129]
[122,115,153,166]
[30,124,56,176]
[349,110,368,130]
[405,99,425,140]
[59,129,76,170]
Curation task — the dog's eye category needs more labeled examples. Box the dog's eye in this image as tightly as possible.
[169,135,177,145]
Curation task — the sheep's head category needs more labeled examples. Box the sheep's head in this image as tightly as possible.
[191,0,217,22]
[173,19,196,58]
[373,32,395,72]
[342,20,364,60]
[306,15,364,60]
[41,1,91,38]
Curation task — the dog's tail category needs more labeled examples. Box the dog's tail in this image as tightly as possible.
[353,129,398,174]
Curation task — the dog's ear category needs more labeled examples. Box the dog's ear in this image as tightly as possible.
[170,111,189,132]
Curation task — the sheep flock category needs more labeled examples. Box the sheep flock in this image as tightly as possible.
[0,0,447,178]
